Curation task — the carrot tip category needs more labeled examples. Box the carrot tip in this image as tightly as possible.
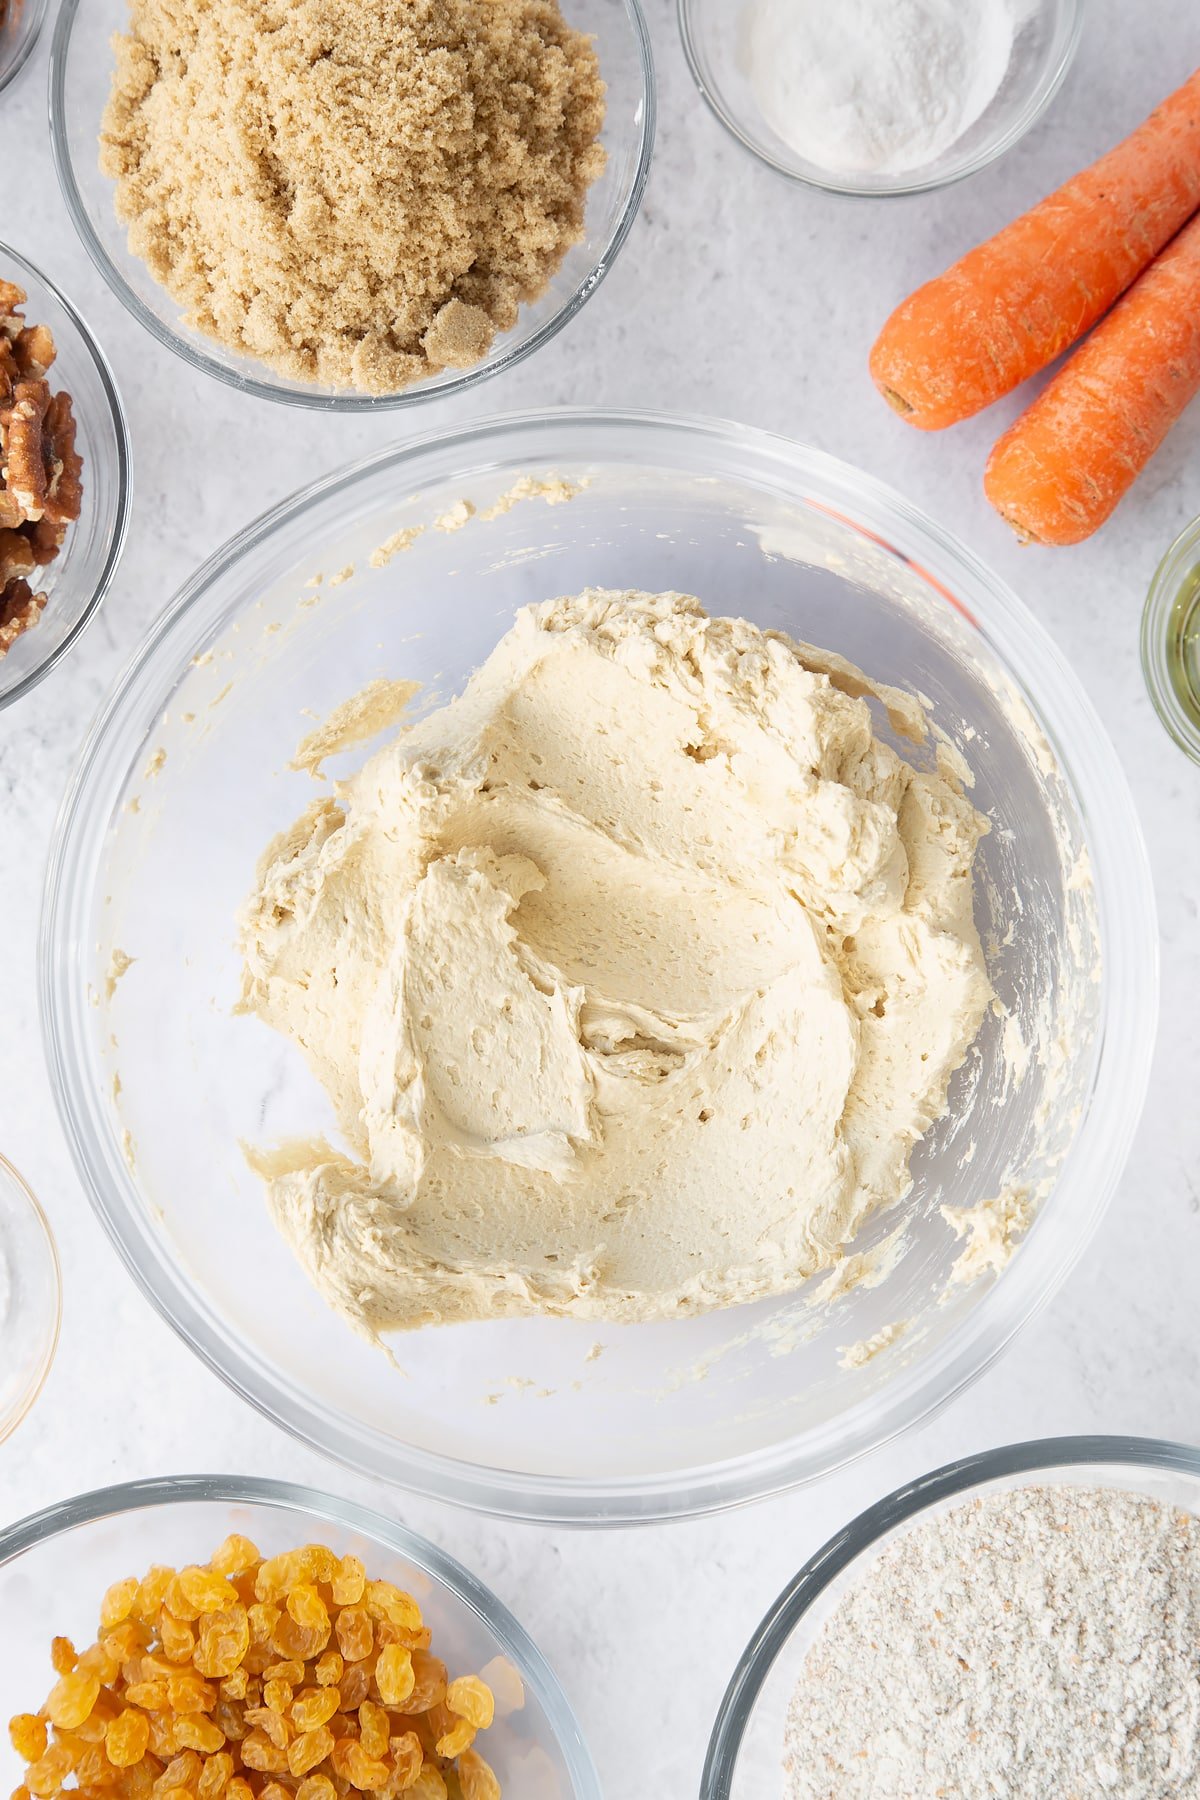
[879,384,914,418]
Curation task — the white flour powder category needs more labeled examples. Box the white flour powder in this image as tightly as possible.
[744,0,1016,176]
[785,1485,1200,1797]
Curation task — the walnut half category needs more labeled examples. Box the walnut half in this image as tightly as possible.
[0,277,85,661]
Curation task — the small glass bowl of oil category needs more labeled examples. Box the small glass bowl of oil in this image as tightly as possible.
[1142,517,1200,763]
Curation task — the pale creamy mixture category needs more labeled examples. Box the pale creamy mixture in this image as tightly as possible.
[238,589,993,1336]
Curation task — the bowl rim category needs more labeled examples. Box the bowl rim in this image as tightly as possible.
[0,0,50,96]
[47,0,656,412]
[0,1149,62,1443]
[0,1471,603,1800]
[1140,512,1200,764]
[0,238,132,712]
[40,406,1158,1525]
[701,1432,1200,1796]
[676,0,1084,197]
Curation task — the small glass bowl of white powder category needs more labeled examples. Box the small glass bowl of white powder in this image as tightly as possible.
[703,1436,1200,1798]
[0,1154,61,1443]
[678,0,1082,196]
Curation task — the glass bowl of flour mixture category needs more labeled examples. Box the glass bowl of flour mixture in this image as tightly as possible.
[41,410,1154,1523]
[703,1436,1200,1798]
[678,0,1082,195]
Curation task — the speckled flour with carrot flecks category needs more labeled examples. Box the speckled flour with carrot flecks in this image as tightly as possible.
[785,1484,1200,1798]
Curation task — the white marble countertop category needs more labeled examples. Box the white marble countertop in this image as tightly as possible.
[2,1,1198,1794]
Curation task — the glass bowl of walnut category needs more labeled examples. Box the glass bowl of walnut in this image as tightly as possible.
[0,242,130,710]
[0,1476,601,1800]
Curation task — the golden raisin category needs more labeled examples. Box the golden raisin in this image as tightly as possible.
[335,1609,372,1665]
[254,1556,303,1605]
[240,1730,289,1775]
[262,1662,304,1687]
[456,1751,500,1800]
[445,1678,493,1732]
[124,1682,169,1711]
[218,1670,248,1704]
[247,1605,280,1647]
[406,1656,447,1715]
[269,1614,324,1664]
[434,1718,473,1760]
[50,1639,78,1676]
[407,1771,447,1800]
[75,1742,118,1786]
[167,1673,215,1715]
[244,1707,289,1752]
[295,1776,337,1800]
[329,1560,365,1609]
[159,1615,195,1666]
[148,1717,178,1760]
[79,1642,121,1686]
[106,1622,149,1663]
[116,1760,162,1800]
[177,1570,236,1617]
[387,1733,422,1788]
[286,1726,334,1778]
[292,1689,340,1733]
[107,1713,152,1769]
[211,1702,246,1746]
[259,1784,292,1800]
[152,1752,202,1796]
[357,1702,389,1761]
[226,1781,254,1800]
[196,1753,234,1800]
[331,1739,390,1791]
[194,1610,250,1682]
[262,1680,291,1717]
[173,1717,227,1755]
[208,1539,260,1581]
[25,1747,75,1798]
[9,1715,48,1761]
[161,1578,201,1626]
[133,1571,173,1625]
[101,1580,140,1631]
[46,1670,102,1730]
[338,1666,371,1712]
[287,1588,330,1636]
[314,1653,343,1690]
[374,1647,413,1711]
[364,1586,422,1633]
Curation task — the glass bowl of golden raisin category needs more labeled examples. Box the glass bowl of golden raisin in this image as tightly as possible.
[0,1478,599,1800]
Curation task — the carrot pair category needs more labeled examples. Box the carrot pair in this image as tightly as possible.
[870,68,1200,544]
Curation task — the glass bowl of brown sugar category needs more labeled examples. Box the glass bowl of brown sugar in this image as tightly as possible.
[49,0,655,411]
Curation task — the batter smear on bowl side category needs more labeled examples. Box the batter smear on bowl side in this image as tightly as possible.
[237,590,993,1337]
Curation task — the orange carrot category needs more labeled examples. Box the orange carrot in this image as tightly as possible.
[983,211,1200,545]
[870,68,1200,431]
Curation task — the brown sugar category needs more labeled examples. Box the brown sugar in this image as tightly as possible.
[100,0,608,395]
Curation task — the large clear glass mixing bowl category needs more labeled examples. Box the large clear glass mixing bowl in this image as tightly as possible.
[41,411,1157,1523]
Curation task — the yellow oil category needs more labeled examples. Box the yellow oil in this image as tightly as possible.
[1166,564,1200,732]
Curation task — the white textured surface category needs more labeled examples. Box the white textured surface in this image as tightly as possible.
[1,3,1197,1795]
